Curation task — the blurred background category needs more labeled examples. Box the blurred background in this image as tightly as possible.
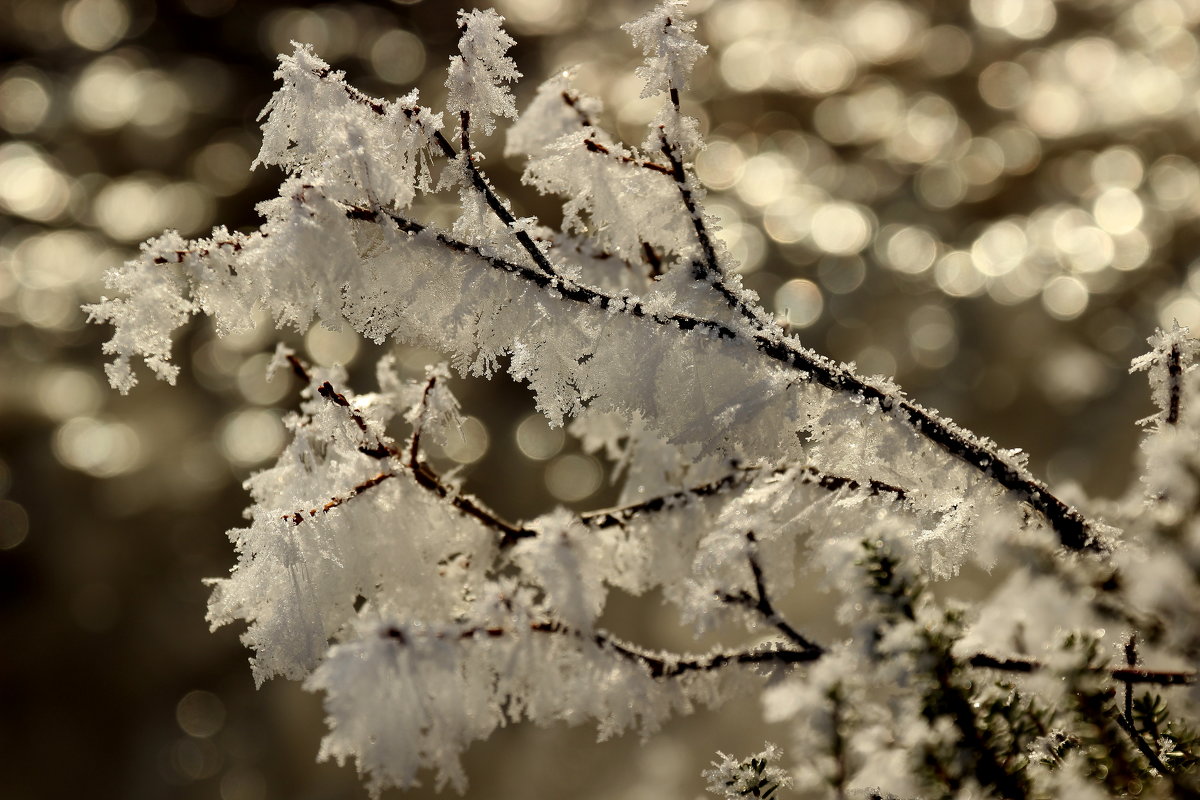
[1,0,1197,797]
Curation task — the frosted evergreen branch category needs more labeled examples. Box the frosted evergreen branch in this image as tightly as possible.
[346,203,1098,552]
[92,9,1200,793]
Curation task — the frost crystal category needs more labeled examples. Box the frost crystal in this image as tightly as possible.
[445,9,520,138]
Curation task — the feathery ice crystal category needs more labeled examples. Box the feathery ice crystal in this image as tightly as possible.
[88,3,1200,797]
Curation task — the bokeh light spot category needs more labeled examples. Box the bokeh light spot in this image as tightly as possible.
[176,690,226,738]
[305,325,361,368]
[219,409,285,467]
[775,279,823,328]
[810,202,873,255]
[62,0,130,51]
[545,453,601,502]
[370,29,426,86]
[515,413,565,461]
[440,416,489,465]
[0,500,30,550]
[1042,275,1089,319]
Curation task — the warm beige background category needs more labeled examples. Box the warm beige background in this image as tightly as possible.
[0,0,1190,797]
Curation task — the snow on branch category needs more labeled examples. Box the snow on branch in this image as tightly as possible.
[91,5,1200,797]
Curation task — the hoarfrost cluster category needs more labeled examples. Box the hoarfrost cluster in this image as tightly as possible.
[88,3,1200,797]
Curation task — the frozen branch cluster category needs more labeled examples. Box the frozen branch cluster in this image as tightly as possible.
[89,4,1200,797]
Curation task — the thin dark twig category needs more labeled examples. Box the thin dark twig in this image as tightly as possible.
[1125,635,1138,726]
[1168,343,1183,425]
[659,130,767,331]
[316,381,397,459]
[407,459,535,545]
[584,138,672,175]
[566,463,905,537]
[406,374,439,469]
[284,352,311,384]
[381,617,821,679]
[654,51,771,330]
[284,471,396,525]
[1115,711,1174,776]
[719,531,823,653]
[561,90,593,127]
[449,107,559,279]
[400,371,537,546]
[967,652,1196,686]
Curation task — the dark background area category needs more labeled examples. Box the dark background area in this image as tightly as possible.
[2,0,1195,797]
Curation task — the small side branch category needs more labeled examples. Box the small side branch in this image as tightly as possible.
[561,90,593,127]
[381,617,821,679]
[584,138,672,175]
[446,107,560,280]
[578,463,906,532]
[1116,711,1174,777]
[1168,343,1183,425]
[317,381,397,459]
[659,130,767,330]
[284,472,396,525]
[719,531,824,653]
[284,352,312,384]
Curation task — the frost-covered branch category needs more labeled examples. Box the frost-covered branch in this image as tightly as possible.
[387,618,823,680]
[343,201,1097,551]
[88,3,1200,796]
